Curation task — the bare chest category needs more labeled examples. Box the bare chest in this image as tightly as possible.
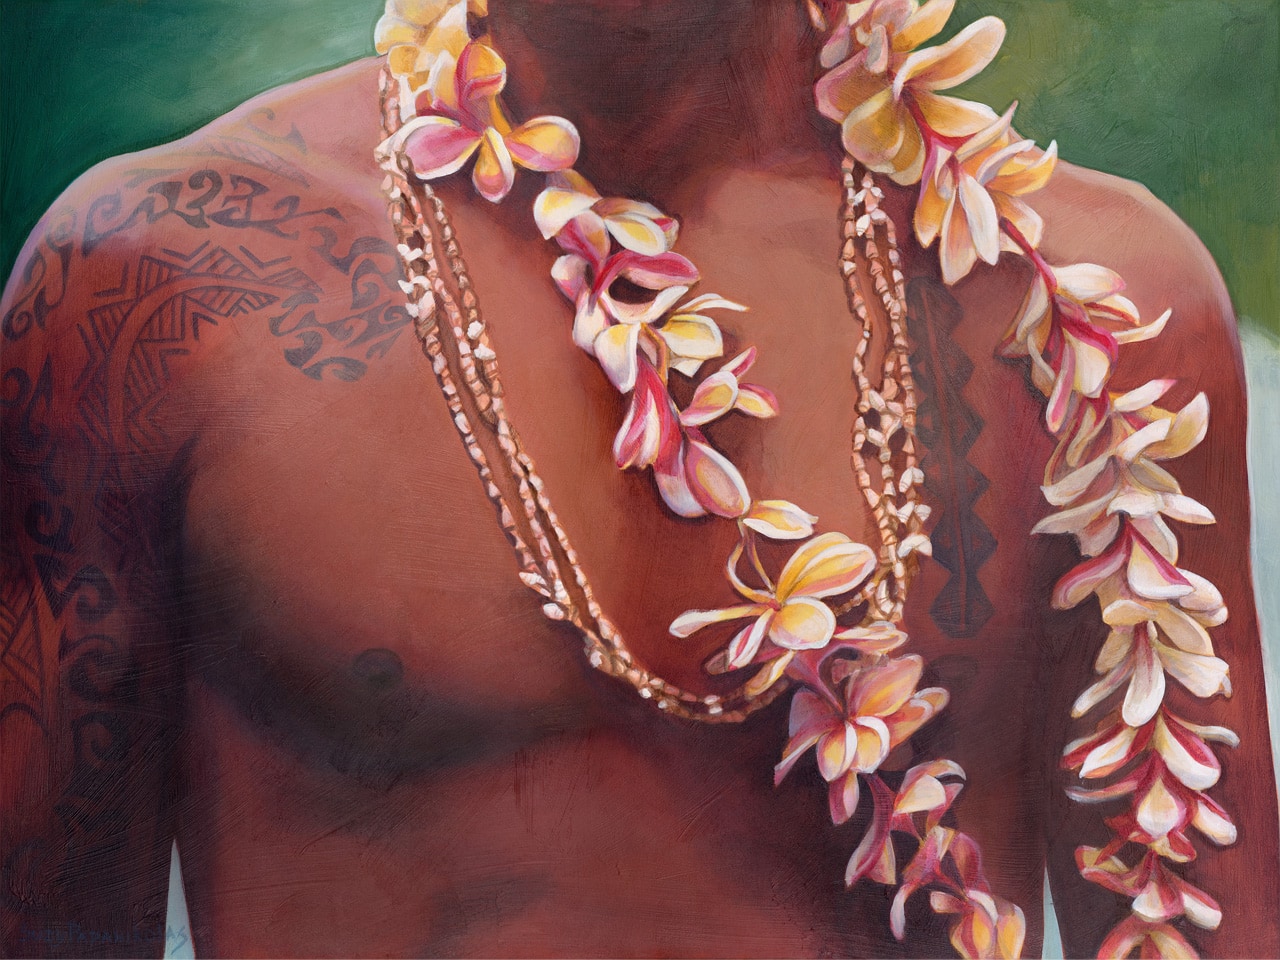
[169,169,1057,753]
[158,174,1066,952]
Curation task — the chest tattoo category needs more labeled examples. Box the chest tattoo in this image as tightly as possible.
[905,277,997,637]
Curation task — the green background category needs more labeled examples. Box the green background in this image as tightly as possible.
[2,0,1277,333]
[1,4,1277,958]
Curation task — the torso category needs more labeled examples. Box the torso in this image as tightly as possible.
[9,56,1162,956]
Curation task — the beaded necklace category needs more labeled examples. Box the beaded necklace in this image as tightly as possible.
[373,1,1239,956]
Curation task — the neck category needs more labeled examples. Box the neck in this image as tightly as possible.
[487,0,829,201]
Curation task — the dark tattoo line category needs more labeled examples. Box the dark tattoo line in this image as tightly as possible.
[906,277,997,637]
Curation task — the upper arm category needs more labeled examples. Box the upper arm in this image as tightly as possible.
[1034,172,1280,956]
[2,165,187,958]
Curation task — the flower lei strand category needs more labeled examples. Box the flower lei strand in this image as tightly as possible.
[374,0,1238,956]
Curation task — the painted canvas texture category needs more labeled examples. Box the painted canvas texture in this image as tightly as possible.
[2,1,1278,958]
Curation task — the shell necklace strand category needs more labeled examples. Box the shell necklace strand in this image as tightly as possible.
[373,1,1240,956]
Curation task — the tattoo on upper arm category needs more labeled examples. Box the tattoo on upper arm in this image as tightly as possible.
[2,140,413,918]
[906,277,997,638]
[5,165,410,385]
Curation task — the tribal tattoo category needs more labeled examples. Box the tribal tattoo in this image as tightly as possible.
[905,277,998,638]
[0,125,408,954]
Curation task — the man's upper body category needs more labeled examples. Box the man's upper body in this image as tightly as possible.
[2,4,1278,956]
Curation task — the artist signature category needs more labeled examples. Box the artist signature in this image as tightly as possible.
[17,921,191,953]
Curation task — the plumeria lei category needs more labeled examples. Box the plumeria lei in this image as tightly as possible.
[374,0,1238,956]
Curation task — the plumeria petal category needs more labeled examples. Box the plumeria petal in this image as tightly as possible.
[661,315,725,377]
[840,87,907,170]
[894,16,1005,93]
[769,596,837,650]
[1191,795,1238,845]
[1066,329,1114,398]
[914,92,1000,139]
[776,533,878,600]
[847,778,897,886]
[1128,533,1193,600]
[815,53,887,122]
[1153,716,1220,791]
[894,0,956,50]
[593,321,641,393]
[851,716,893,771]
[685,439,751,518]
[1078,722,1141,779]
[472,127,516,202]
[1135,775,1187,839]
[743,650,793,697]
[1147,393,1209,460]
[988,140,1058,196]
[1053,539,1126,609]
[958,172,1000,265]
[654,442,706,518]
[669,603,768,638]
[850,655,925,718]
[506,116,581,171]
[940,187,978,284]
[1114,307,1172,345]
[817,722,858,781]
[727,610,774,668]
[735,385,780,418]
[742,500,818,540]
[1055,263,1125,301]
[533,186,598,239]
[830,770,862,825]
[1114,379,1176,413]
[1158,644,1231,699]
[680,370,739,426]
[399,116,482,178]
[1123,635,1165,726]
[604,212,669,256]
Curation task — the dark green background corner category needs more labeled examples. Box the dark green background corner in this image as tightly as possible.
[2,0,1277,333]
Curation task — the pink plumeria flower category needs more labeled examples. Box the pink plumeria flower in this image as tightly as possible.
[535,170,679,258]
[551,249,700,387]
[611,359,751,520]
[1069,599,1231,726]
[375,0,473,91]
[1002,262,1171,428]
[679,348,779,425]
[1066,711,1234,797]
[1065,715,1237,854]
[1078,847,1222,931]
[1053,520,1227,632]
[670,532,879,671]
[1095,916,1199,960]
[386,41,579,202]
[930,888,1027,959]
[1070,610,1228,725]
[925,830,1027,959]
[772,655,948,824]
[816,0,1006,184]
[1034,384,1213,559]
[914,104,1058,283]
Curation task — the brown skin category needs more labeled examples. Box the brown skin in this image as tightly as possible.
[1,3,1277,956]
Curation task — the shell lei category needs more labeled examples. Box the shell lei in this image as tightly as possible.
[373,0,1237,956]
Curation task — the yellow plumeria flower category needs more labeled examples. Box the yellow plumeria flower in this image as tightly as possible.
[914,106,1057,283]
[383,41,579,203]
[670,532,877,669]
[816,0,1006,184]
[375,0,475,91]
[535,170,679,259]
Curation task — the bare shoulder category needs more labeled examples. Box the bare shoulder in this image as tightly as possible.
[1034,161,1241,395]
[2,55,408,454]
